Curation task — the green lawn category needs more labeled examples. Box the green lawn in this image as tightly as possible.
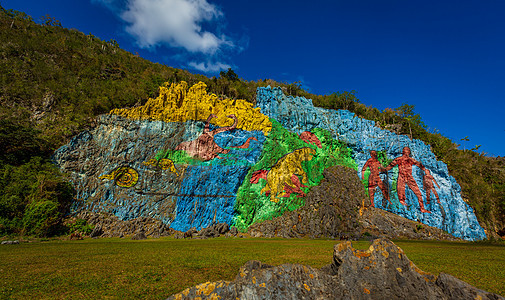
[0,237,503,299]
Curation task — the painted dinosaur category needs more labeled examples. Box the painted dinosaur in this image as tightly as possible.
[175,114,257,161]
[250,147,316,202]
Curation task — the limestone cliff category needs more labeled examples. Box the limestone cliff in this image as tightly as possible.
[53,82,486,241]
[256,86,486,241]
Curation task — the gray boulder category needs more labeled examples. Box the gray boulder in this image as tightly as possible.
[90,225,103,238]
[168,238,503,300]
[1,240,20,245]
[131,230,147,240]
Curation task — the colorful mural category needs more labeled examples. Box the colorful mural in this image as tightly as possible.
[174,114,258,161]
[362,147,435,213]
[233,120,356,232]
[383,146,430,213]
[423,169,441,204]
[53,81,487,241]
[255,85,487,240]
[143,158,180,176]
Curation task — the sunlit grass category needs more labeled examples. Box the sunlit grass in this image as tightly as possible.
[394,240,505,296]
[0,238,503,299]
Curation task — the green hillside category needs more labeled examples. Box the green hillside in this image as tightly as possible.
[0,5,503,238]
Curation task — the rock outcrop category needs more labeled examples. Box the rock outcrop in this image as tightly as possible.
[77,211,173,238]
[54,81,486,241]
[168,239,503,300]
[247,165,364,239]
[247,165,461,241]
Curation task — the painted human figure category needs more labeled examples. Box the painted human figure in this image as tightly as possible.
[423,169,440,204]
[175,114,256,161]
[361,150,390,207]
[384,147,431,213]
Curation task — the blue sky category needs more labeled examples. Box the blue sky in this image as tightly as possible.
[2,0,504,156]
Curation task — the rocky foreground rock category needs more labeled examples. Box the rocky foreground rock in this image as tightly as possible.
[168,239,503,300]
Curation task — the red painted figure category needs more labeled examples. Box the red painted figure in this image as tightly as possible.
[175,114,256,161]
[385,147,431,213]
[423,169,440,204]
[361,150,390,207]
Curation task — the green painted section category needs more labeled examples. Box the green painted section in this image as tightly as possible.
[233,120,357,232]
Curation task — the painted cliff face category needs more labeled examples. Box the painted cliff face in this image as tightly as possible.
[54,82,270,232]
[256,86,486,241]
[54,81,487,241]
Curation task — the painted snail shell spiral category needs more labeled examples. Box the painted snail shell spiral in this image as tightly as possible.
[113,166,139,188]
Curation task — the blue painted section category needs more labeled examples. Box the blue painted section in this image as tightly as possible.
[53,115,185,224]
[170,165,250,232]
[256,86,487,241]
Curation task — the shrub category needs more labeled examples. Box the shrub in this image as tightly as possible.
[22,200,60,237]
[67,218,94,235]
[0,157,73,236]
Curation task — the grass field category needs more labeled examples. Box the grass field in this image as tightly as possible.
[0,237,504,299]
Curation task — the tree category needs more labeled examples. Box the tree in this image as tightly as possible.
[471,145,481,152]
[40,14,62,27]
[395,103,426,139]
[286,81,302,96]
[461,136,470,151]
[219,68,239,81]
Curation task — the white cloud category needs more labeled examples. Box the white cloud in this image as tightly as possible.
[120,0,231,53]
[188,61,231,73]
[92,0,243,73]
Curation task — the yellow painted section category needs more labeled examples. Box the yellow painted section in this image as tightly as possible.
[110,81,272,134]
[143,158,179,176]
[261,148,316,202]
[303,283,311,291]
[99,166,139,188]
